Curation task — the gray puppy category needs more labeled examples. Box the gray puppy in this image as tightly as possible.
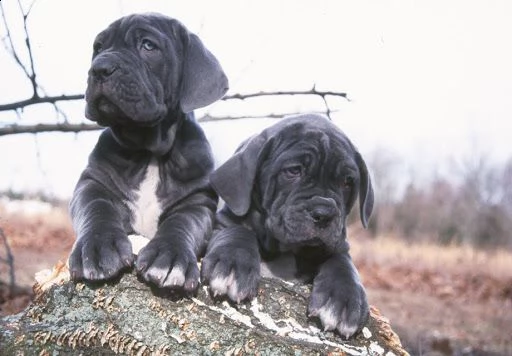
[201,114,374,338]
[69,13,228,294]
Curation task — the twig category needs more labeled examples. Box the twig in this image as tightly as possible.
[0,122,101,136]
[0,94,85,111]
[17,0,39,98]
[0,108,341,136]
[0,227,16,296]
[0,2,32,80]
[198,110,339,123]
[0,88,347,113]
[222,87,348,101]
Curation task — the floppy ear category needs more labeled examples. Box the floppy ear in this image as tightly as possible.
[179,32,229,113]
[210,135,268,216]
[354,151,374,228]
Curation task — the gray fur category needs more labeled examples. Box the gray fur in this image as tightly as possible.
[68,13,228,294]
[201,114,373,338]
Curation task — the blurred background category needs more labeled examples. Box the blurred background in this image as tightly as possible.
[1,1,511,355]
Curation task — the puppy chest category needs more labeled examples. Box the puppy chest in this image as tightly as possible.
[128,161,162,238]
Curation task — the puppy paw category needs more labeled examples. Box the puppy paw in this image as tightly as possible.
[68,231,134,281]
[136,238,200,293]
[201,245,260,303]
[308,268,369,339]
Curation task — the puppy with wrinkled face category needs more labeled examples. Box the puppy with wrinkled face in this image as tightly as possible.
[201,114,374,338]
[68,13,228,294]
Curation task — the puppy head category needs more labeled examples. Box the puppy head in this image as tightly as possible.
[211,114,374,251]
[85,13,228,127]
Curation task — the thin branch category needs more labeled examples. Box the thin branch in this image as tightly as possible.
[0,94,84,111]
[17,0,38,97]
[1,0,70,121]
[0,108,342,136]
[198,110,340,123]
[0,2,32,80]
[0,88,345,113]
[0,122,101,136]
[0,227,16,296]
[320,95,332,120]
[222,87,348,101]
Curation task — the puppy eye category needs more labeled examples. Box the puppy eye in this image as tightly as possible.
[282,165,302,180]
[343,176,355,188]
[141,39,157,51]
[93,42,103,54]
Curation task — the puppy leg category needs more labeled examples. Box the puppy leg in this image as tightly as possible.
[136,195,216,294]
[308,252,369,339]
[69,181,134,281]
[201,226,261,303]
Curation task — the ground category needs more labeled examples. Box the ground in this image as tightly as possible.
[1,201,511,355]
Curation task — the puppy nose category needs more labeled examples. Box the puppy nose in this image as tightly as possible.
[308,198,338,227]
[90,58,118,80]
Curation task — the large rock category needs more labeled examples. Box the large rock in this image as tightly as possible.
[0,262,408,355]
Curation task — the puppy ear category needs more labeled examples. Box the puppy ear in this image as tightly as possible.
[179,33,229,113]
[210,135,267,216]
[355,151,374,228]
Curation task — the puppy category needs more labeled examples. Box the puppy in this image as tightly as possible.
[68,13,228,294]
[201,114,374,338]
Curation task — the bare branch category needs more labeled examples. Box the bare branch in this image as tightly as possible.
[0,94,84,111]
[0,122,101,136]
[16,0,38,97]
[0,2,32,80]
[0,108,342,136]
[198,110,340,123]
[320,95,332,120]
[0,0,73,122]
[222,87,348,101]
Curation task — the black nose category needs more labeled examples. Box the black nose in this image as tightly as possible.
[308,198,338,228]
[90,57,118,80]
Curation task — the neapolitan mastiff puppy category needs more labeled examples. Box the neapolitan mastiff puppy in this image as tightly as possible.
[68,13,228,294]
[201,114,374,338]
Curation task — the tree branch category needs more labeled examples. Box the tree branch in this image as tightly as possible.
[0,263,408,355]
[0,94,85,112]
[0,107,342,136]
[198,110,340,123]
[0,2,32,80]
[0,122,101,136]
[17,0,38,98]
[223,87,348,101]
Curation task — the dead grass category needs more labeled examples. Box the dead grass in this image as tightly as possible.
[0,202,74,251]
[350,230,512,281]
[348,226,512,354]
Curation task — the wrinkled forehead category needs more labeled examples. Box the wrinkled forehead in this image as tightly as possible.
[270,124,357,168]
[94,13,182,44]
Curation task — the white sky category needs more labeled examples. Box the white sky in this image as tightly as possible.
[1,0,511,199]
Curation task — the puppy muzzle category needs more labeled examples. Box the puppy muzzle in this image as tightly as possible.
[277,196,344,251]
[85,51,167,127]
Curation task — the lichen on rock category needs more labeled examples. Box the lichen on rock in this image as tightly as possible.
[1,262,409,355]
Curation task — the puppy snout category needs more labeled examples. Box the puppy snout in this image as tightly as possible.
[308,198,338,228]
[91,57,118,81]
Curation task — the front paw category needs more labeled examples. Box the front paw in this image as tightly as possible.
[68,231,134,281]
[136,238,199,293]
[201,245,261,303]
[308,269,369,339]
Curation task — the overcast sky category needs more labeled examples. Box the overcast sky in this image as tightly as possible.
[1,0,511,199]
